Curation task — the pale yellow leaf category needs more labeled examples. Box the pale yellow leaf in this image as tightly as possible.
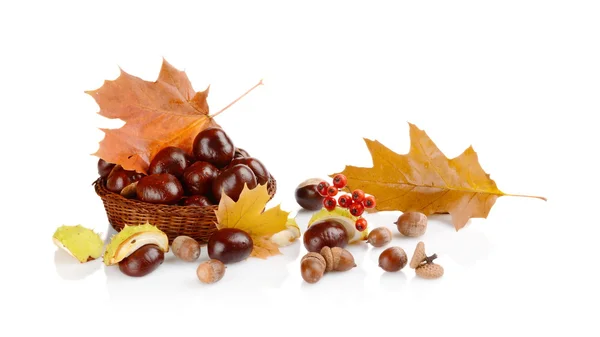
[250,236,282,259]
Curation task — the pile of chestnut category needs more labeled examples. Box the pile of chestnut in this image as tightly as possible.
[98,127,271,205]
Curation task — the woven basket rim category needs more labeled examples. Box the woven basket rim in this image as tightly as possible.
[94,178,215,210]
[93,175,276,213]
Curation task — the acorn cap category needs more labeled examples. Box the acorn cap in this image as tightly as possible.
[301,252,326,269]
[410,241,427,269]
[415,263,444,279]
[320,246,334,272]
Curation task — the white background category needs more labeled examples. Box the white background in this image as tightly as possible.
[1,1,598,336]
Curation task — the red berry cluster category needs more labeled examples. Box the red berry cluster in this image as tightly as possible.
[317,174,376,232]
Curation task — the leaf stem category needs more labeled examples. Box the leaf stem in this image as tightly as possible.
[210,79,264,118]
[504,193,547,201]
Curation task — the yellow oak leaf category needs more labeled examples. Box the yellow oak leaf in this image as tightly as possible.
[333,123,546,230]
[215,183,289,258]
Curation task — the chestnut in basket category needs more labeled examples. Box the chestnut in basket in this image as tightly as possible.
[182,161,219,196]
[212,164,258,202]
[234,148,250,159]
[97,158,115,178]
[136,173,184,205]
[193,127,235,168]
[182,195,213,206]
[148,146,191,178]
[106,165,145,194]
[229,157,270,185]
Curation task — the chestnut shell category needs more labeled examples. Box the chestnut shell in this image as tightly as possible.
[303,219,349,252]
[118,244,164,277]
[229,157,270,185]
[148,146,190,178]
[192,127,235,168]
[212,164,258,202]
[182,161,219,196]
[136,173,184,205]
[208,228,253,264]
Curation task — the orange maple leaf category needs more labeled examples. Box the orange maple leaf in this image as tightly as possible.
[333,123,546,230]
[87,58,258,174]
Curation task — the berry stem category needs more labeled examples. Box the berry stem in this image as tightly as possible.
[209,79,264,118]
[424,253,437,264]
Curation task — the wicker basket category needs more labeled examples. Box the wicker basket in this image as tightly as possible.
[94,176,277,244]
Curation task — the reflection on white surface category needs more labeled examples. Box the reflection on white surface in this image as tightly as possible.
[379,270,408,292]
[54,249,101,280]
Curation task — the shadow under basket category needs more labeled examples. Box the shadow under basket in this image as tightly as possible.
[93,176,277,244]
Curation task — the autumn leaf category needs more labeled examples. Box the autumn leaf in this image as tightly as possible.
[215,183,290,259]
[250,237,282,259]
[333,123,546,230]
[86,58,220,174]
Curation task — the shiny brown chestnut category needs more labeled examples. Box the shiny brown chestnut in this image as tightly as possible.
[182,195,213,206]
[295,178,326,211]
[182,161,219,196]
[106,165,145,194]
[136,173,184,204]
[193,127,235,168]
[229,157,270,185]
[148,146,191,178]
[303,220,349,252]
[208,228,253,264]
[212,164,258,202]
[98,158,115,178]
[118,244,164,277]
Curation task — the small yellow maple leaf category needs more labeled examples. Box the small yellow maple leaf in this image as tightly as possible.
[215,183,290,258]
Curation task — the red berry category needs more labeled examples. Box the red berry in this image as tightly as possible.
[327,185,338,197]
[317,181,330,196]
[332,174,347,189]
[355,218,368,232]
[363,195,376,208]
[323,196,337,211]
[338,194,353,208]
[352,189,365,203]
[349,202,364,217]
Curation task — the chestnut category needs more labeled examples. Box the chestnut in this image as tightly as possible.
[97,158,115,178]
[193,127,235,168]
[182,161,219,196]
[148,146,190,178]
[212,164,258,202]
[182,195,213,206]
[136,173,184,204]
[295,178,325,211]
[208,228,253,264]
[303,220,348,252]
[106,165,145,194]
[229,157,270,185]
[118,244,164,277]
[234,148,250,159]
